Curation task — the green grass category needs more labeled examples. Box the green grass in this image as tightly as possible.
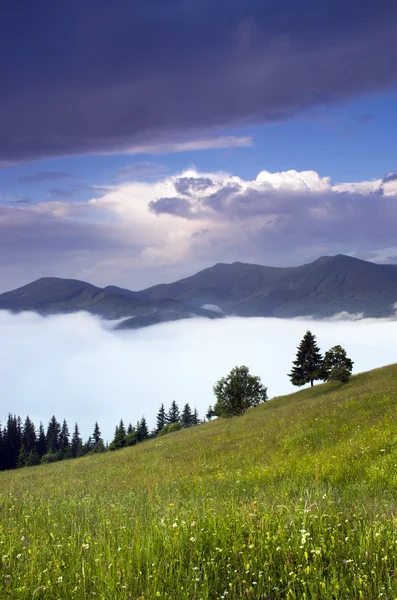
[2,365,397,599]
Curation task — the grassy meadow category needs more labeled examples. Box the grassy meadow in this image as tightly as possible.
[2,364,397,599]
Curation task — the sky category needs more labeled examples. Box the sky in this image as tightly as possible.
[1,312,397,442]
[0,1,397,291]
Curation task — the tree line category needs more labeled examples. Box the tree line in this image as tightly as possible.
[0,401,201,472]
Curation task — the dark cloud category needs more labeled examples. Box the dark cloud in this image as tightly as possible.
[203,183,243,212]
[174,177,213,196]
[48,187,75,198]
[149,196,192,218]
[16,171,74,183]
[0,206,130,267]
[1,0,397,161]
[11,198,31,204]
[383,172,397,183]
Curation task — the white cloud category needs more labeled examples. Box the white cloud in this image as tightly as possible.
[121,136,253,155]
[1,311,397,444]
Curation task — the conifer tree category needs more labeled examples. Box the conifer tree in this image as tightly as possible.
[0,425,4,471]
[181,403,193,427]
[111,419,126,449]
[167,401,180,424]
[46,416,61,454]
[70,423,83,458]
[289,330,323,387]
[36,422,47,458]
[59,419,70,458]
[3,414,22,470]
[126,425,137,446]
[18,416,39,467]
[156,403,166,433]
[136,417,149,442]
[91,422,105,453]
[192,407,200,425]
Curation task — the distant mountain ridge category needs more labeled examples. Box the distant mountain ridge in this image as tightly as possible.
[1,254,397,328]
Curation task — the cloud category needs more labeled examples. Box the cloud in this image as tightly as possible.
[3,165,397,291]
[1,311,397,443]
[1,0,397,161]
[16,171,74,183]
[149,196,193,218]
[122,137,254,155]
[174,177,214,197]
[48,187,75,198]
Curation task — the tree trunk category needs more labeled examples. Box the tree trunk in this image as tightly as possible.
[311,380,313,387]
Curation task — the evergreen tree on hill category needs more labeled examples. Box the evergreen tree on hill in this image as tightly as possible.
[91,422,105,453]
[192,407,200,425]
[167,401,181,424]
[59,419,70,458]
[110,419,127,450]
[289,331,323,388]
[156,403,166,433]
[3,414,22,470]
[70,423,83,458]
[181,403,193,427]
[136,417,149,442]
[36,422,47,458]
[18,416,39,467]
[46,416,61,454]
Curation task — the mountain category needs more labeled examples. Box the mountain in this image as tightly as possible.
[143,253,397,318]
[1,254,397,327]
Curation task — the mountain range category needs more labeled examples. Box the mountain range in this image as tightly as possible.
[1,254,397,328]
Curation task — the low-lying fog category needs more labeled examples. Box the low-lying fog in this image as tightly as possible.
[1,311,396,443]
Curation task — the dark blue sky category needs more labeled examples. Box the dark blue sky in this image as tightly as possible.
[1,0,397,290]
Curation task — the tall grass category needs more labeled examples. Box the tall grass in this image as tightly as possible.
[1,364,397,598]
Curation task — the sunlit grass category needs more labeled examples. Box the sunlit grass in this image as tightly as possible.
[2,364,397,598]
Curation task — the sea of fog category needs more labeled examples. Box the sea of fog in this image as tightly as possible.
[0,310,396,443]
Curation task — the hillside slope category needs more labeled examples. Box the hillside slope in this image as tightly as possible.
[1,365,397,598]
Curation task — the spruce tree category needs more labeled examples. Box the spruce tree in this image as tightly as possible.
[156,403,166,433]
[289,331,323,387]
[111,419,126,449]
[137,417,149,441]
[3,414,22,470]
[36,422,47,458]
[167,401,180,424]
[59,419,70,458]
[192,407,200,426]
[46,416,61,454]
[181,403,193,427]
[19,416,39,467]
[70,423,83,458]
[91,422,105,453]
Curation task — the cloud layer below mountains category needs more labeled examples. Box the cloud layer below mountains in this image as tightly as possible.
[2,166,397,291]
[1,311,396,443]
